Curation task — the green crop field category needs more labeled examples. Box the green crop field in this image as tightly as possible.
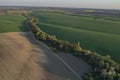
[0,14,28,33]
[31,11,120,63]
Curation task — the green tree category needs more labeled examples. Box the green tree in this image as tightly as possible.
[88,77,94,80]
[101,69,107,78]
[39,32,47,41]
[73,42,82,52]
[33,18,39,24]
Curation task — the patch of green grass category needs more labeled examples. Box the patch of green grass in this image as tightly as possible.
[31,12,120,62]
[0,14,29,33]
[31,12,120,35]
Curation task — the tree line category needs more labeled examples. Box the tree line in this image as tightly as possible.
[27,16,120,80]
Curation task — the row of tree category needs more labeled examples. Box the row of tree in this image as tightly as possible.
[27,16,120,80]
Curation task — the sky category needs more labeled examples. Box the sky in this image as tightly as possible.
[0,0,120,9]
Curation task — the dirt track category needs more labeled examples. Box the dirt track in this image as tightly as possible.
[0,32,91,80]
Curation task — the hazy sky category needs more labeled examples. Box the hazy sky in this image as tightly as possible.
[0,0,120,9]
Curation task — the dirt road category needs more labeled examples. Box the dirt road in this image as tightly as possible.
[0,32,91,80]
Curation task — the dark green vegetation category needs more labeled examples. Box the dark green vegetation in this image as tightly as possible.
[30,11,120,62]
[0,14,29,33]
[27,16,120,80]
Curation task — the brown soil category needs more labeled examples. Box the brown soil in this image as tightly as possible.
[0,32,46,80]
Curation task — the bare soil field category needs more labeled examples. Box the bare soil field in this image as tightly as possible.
[0,32,47,80]
[0,32,91,80]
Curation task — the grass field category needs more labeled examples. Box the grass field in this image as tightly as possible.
[0,14,28,33]
[31,11,120,63]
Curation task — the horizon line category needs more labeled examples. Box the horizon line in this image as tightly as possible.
[0,5,120,10]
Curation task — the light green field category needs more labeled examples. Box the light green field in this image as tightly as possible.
[0,14,28,33]
[31,11,120,62]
